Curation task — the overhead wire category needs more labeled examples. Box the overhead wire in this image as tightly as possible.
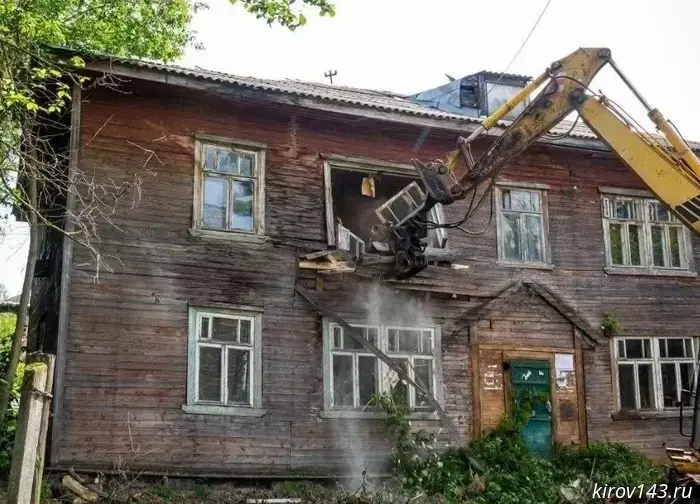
[409,0,555,235]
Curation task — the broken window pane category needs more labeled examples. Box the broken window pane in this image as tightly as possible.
[227,348,250,405]
[685,339,694,358]
[239,318,252,345]
[388,329,398,352]
[332,355,354,407]
[680,363,694,406]
[661,363,678,407]
[669,227,682,267]
[211,316,238,342]
[628,224,641,265]
[198,346,222,402]
[502,213,521,260]
[358,356,378,406]
[203,176,227,229]
[625,339,644,359]
[638,364,654,408]
[524,215,543,262]
[651,226,666,267]
[199,317,210,340]
[414,359,433,409]
[231,180,254,231]
[649,201,671,222]
[667,338,686,358]
[618,364,636,409]
[390,358,410,406]
[608,223,624,265]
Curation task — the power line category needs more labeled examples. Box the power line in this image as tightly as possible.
[488,0,554,93]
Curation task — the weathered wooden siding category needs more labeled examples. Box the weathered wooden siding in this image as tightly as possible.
[50,77,700,474]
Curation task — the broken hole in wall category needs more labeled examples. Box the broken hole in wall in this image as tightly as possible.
[330,168,447,258]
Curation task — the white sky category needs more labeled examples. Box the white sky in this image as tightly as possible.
[1,0,699,296]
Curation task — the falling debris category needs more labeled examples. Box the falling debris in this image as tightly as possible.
[361,174,376,198]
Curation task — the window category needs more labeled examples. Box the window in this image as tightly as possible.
[602,195,691,271]
[185,307,264,416]
[324,158,448,257]
[193,136,266,236]
[486,83,529,120]
[323,320,442,416]
[496,187,549,264]
[614,337,697,411]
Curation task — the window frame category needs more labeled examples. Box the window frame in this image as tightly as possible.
[600,188,695,275]
[192,134,267,239]
[612,336,698,412]
[321,318,444,419]
[322,155,448,252]
[184,306,265,417]
[494,183,551,268]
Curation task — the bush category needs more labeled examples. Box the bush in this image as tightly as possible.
[0,312,23,477]
[373,390,666,504]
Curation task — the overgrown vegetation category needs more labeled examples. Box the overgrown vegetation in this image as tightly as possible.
[0,312,23,477]
[372,390,665,503]
[601,312,621,338]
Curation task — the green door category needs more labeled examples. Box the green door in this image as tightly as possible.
[510,360,552,458]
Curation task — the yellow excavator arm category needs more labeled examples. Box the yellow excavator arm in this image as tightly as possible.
[401,47,700,472]
[413,47,700,235]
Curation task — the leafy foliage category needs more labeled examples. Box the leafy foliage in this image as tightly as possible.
[601,312,620,338]
[230,0,335,30]
[0,313,23,476]
[372,388,665,503]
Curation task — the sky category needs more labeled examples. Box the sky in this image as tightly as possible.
[1,0,699,297]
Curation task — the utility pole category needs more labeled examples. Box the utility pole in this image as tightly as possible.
[324,69,337,84]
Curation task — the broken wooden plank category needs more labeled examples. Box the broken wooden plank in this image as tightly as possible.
[293,283,445,417]
[62,475,99,502]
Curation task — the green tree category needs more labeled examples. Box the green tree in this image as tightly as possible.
[0,0,335,424]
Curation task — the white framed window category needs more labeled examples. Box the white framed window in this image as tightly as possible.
[322,320,443,417]
[184,306,264,416]
[602,194,692,272]
[193,135,266,236]
[496,186,549,265]
[613,336,697,411]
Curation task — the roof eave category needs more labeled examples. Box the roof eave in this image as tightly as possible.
[84,59,614,153]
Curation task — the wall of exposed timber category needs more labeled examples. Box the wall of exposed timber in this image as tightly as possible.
[48,78,700,474]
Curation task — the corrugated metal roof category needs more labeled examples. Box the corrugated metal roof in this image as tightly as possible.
[86,52,602,139]
[58,47,695,148]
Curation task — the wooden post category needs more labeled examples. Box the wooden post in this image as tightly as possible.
[31,353,55,504]
[7,353,55,504]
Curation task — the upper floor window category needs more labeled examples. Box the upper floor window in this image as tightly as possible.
[602,195,691,272]
[324,157,448,260]
[323,320,442,417]
[496,186,549,265]
[184,306,264,416]
[193,135,266,236]
[614,336,697,411]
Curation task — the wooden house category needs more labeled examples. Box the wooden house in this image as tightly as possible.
[32,51,700,477]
